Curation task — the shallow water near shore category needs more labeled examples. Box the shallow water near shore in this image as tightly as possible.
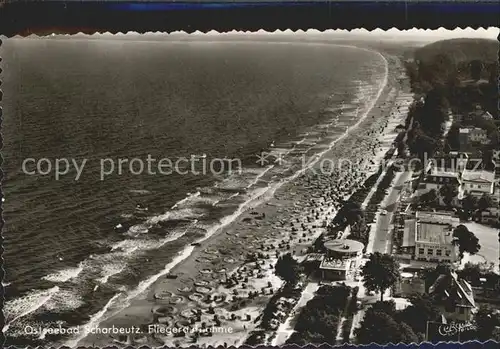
[2,39,388,346]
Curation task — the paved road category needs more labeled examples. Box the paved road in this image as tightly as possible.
[371,170,412,253]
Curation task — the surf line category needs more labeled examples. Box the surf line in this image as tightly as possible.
[3,286,60,334]
[67,48,389,347]
[63,186,270,347]
[266,51,388,196]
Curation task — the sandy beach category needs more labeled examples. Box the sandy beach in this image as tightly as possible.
[75,51,409,348]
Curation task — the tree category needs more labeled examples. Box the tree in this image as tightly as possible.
[408,130,439,159]
[291,285,351,345]
[261,301,279,330]
[361,252,400,301]
[275,253,301,284]
[439,184,459,207]
[457,262,482,286]
[371,300,396,316]
[355,308,417,344]
[470,60,483,81]
[399,322,420,344]
[418,87,449,138]
[351,214,368,238]
[477,194,494,211]
[312,233,326,252]
[461,194,478,220]
[453,224,481,258]
[396,293,441,335]
[474,305,500,341]
[333,201,365,227]
[355,309,400,344]
[445,122,461,150]
[418,189,439,208]
[422,263,453,291]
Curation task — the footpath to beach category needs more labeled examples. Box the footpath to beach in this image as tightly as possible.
[75,51,412,348]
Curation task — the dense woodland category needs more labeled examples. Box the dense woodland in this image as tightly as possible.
[403,38,499,161]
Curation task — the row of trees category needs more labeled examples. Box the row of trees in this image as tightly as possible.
[328,164,398,247]
[461,192,495,220]
[361,252,400,302]
[245,253,304,344]
[287,284,352,345]
[406,96,447,159]
[458,262,499,289]
[355,296,438,344]
[405,40,498,160]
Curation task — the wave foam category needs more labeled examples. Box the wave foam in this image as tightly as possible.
[3,286,60,332]
[42,262,85,283]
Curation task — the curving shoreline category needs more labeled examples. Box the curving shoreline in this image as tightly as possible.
[73,49,402,348]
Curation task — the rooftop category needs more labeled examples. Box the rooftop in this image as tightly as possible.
[429,271,475,308]
[403,219,416,247]
[410,212,458,245]
[416,211,460,226]
[416,222,454,245]
[429,170,459,178]
[323,239,364,254]
[462,170,495,183]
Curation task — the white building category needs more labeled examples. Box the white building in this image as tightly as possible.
[402,212,459,264]
[459,127,490,149]
[461,170,495,197]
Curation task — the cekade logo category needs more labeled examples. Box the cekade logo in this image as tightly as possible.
[438,322,477,337]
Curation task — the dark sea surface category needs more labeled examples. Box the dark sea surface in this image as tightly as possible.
[1,38,386,345]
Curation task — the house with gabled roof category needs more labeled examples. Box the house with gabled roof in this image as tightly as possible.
[468,103,494,120]
[428,271,476,322]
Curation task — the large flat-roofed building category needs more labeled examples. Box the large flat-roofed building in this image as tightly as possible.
[401,212,459,264]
